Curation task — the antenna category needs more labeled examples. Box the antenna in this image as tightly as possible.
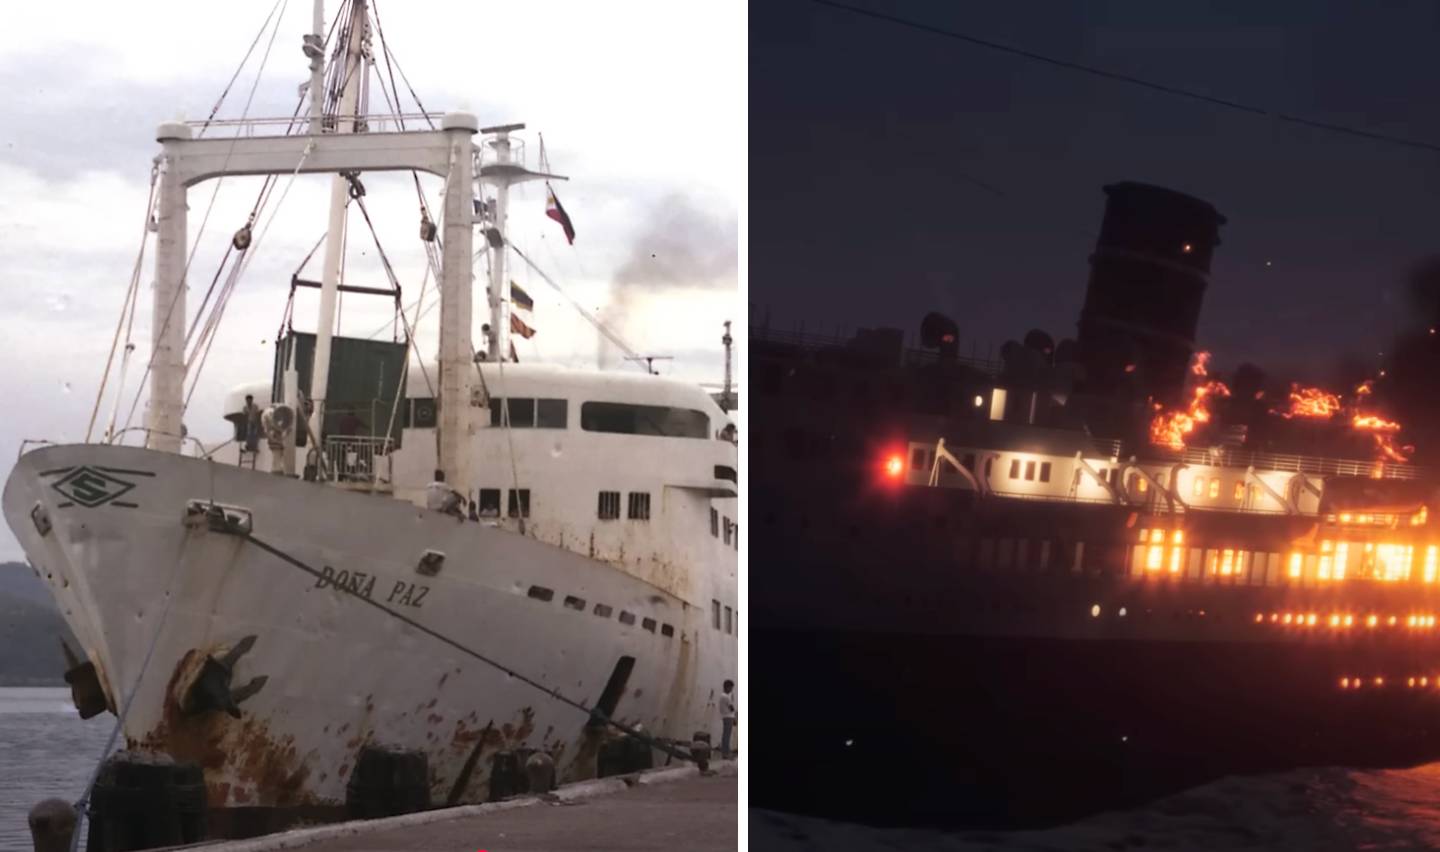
[721,321,733,412]
[625,355,673,376]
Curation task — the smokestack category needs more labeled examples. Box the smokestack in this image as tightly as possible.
[1076,182,1226,404]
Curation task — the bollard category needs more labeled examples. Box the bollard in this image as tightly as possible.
[86,751,207,852]
[28,799,77,852]
[524,751,556,793]
[487,751,524,802]
[345,745,430,819]
[690,739,712,773]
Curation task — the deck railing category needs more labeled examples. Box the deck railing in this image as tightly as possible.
[326,435,393,488]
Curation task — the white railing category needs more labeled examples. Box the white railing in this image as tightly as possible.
[184,112,446,138]
[326,435,393,488]
[1164,446,1421,481]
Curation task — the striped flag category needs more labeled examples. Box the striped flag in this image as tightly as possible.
[545,183,575,244]
[511,282,534,312]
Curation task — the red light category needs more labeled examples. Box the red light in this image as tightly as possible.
[884,454,904,479]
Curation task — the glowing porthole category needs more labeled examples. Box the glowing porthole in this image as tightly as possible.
[1091,604,1101,618]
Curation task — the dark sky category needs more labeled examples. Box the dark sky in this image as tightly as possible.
[751,0,1440,380]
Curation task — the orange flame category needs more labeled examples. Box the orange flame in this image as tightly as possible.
[1150,352,1231,450]
[1281,384,1341,419]
[1351,413,1413,463]
[1355,380,1374,397]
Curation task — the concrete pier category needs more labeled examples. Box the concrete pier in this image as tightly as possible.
[197,763,736,852]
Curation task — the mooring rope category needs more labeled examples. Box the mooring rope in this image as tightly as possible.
[230,527,694,763]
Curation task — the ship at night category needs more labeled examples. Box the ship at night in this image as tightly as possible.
[751,182,1440,829]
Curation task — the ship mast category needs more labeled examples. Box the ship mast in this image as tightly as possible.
[478,125,566,362]
[306,0,369,461]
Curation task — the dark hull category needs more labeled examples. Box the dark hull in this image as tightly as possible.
[754,626,1440,829]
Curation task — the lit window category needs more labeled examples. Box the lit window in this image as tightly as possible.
[1137,476,1148,494]
[1192,477,1204,499]
[1146,546,1163,570]
[1334,542,1349,581]
[1426,547,1438,584]
[1139,528,1149,543]
[1233,481,1244,501]
[1288,553,1302,579]
[1209,479,1220,499]
[1151,529,1164,544]
[1220,549,1235,576]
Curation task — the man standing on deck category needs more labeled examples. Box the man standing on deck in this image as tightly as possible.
[241,395,262,453]
[720,679,737,759]
[426,470,466,520]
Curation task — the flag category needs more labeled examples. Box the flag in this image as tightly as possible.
[545,183,575,244]
[511,282,534,312]
[510,313,536,339]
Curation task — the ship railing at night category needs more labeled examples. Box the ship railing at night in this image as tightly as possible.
[1139,445,1423,481]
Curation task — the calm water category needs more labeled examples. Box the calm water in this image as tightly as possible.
[754,763,1440,851]
[0,688,115,851]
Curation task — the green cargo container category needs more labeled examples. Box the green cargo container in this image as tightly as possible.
[273,332,408,445]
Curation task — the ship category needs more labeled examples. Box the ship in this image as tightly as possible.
[751,181,1440,829]
[2,0,737,838]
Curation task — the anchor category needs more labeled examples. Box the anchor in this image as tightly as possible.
[180,635,268,718]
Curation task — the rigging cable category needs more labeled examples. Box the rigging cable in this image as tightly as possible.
[86,165,159,443]
[805,0,1440,155]
[121,1,293,439]
[184,139,320,412]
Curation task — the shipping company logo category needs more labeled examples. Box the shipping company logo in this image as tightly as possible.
[48,466,141,508]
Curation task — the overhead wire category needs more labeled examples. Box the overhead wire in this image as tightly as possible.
[805,0,1440,155]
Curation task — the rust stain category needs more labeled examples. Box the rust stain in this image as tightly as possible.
[134,645,324,809]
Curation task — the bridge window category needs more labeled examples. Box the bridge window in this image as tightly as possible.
[478,489,501,518]
[642,617,657,633]
[508,489,531,519]
[1024,461,1036,481]
[619,611,636,626]
[1009,459,1020,479]
[1192,476,1204,499]
[712,599,721,629]
[597,491,621,520]
[1040,462,1051,483]
[723,518,733,546]
[710,507,719,537]
[628,492,651,521]
[725,606,734,634]
[490,397,568,429]
[1208,479,1220,499]
[580,402,709,438]
[1233,481,1245,501]
[593,603,614,618]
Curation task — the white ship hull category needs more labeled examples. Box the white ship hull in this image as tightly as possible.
[4,444,730,828]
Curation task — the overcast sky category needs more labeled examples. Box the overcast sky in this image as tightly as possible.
[0,0,742,561]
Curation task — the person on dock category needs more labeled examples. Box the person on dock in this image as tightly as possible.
[426,470,466,520]
[720,679,737,759]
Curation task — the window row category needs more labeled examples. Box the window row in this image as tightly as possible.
[598,491,651,521]
[526,584,675,637]
[406,398,712,440]
[474,487,530,518]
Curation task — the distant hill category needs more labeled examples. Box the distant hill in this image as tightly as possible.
[0,561,75,686]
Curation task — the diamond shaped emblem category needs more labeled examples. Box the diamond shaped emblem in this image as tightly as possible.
[51,466,136,508]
